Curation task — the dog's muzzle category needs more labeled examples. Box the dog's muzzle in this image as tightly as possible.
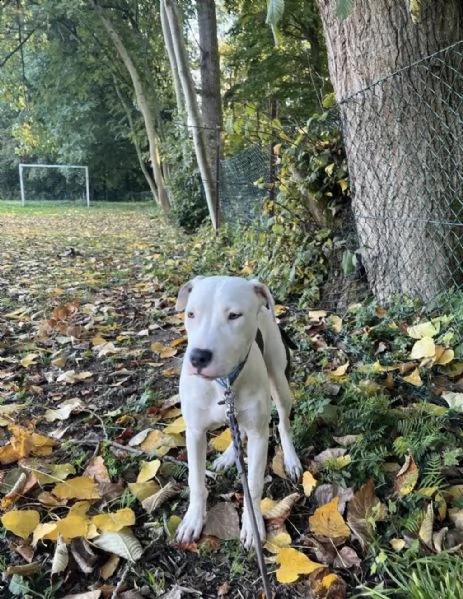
[189,348,213,372]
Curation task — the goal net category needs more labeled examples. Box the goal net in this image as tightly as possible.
[19,164,90,207]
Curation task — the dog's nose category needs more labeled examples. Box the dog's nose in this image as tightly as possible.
[190,348,213,370]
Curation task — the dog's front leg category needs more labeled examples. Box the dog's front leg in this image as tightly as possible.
[240,429,268,549]
[176,427,208,543]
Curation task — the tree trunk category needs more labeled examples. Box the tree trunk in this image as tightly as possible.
[196,0,222,167]
[160,1,184,115]
[316,0,463,303]
[96,7,171,214]
[113,79,159,202]
[161,0,218,228]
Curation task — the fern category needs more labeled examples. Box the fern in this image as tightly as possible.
[420,453,445,490]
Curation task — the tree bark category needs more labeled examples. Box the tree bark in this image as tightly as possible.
[161,0,218,228]
[113,79,159,201]
[160,1,184,115]
[316,0,463,303]
[196,0,222,165]
[96,7,171,213]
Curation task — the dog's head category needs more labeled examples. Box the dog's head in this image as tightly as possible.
[176,275,274,379]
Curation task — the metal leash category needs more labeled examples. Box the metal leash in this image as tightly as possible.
[220,385,273,599]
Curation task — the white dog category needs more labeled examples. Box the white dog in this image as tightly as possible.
[175,275,302,548]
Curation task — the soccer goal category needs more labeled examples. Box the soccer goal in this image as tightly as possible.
[19,164,90,207]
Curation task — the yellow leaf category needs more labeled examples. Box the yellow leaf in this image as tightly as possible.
[69,501,91,517]
[272,446,287,479]
[92,336,106,346]
[170,337,187,347]
[261,498,278,517]
[20,354,39,368]
[34,463,76,485]
[210,429,232,452]
[403,368,422,386]
[57,514,89,541]
[52,476,100,500]
[274,304,288,317]
[1,510,40,539]
[32,521,59,545]
[137,459,161,483]
[407,322,438,339]
[164,416,186,435]
[308,310,327,321]
[166,515,181,538]
[275,547,324,583]
[434,346,454,366]
[327,315,342,333]
[331,363,349,377]
[151,342,164,353]
[92,508,135,532]
[128,481,160,502]
[160,347,177,359]
[339,179,348,193]
[302,471,317,497]
[321,573,343,590]
[410,337,435,360]
[395,454,419,496]
[390,538,406,551]
[309,497,350,539]
[264,531,292,553]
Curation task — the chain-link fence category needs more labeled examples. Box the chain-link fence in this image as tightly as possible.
[340,39,463,305]
[219,143,269,225]
[219,40,463,308]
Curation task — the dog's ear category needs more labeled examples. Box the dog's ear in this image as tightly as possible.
[176,276,205,311]
[252,281,276,319]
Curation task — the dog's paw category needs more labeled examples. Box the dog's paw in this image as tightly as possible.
[240,508,266,550]
[212,443,236,472]
[176,508,205,544]
[284,450,303,481]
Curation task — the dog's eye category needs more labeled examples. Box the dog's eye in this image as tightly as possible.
[187,311,195,319]
[228,312,242,321]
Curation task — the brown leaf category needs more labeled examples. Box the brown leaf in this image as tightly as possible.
[394,454,419,496]
[347,480,387,551]
[203,502,240,540]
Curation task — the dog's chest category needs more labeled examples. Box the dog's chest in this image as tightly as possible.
[181,385,228,428]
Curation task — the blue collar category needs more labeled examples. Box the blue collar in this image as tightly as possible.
[214,345,252,390]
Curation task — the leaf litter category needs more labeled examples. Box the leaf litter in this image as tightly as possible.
[2,207,463,597]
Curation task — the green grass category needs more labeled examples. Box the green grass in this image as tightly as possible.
[0,199,158,215]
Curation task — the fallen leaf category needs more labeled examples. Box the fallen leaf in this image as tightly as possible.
[418,503,434,548]
[407,322,438,339]
[52,476,100,500]
[275,547,324,583]
[394,455,419,496]
[303,471,317,497]
[136,459,161,483]
[1,510,40,539]
[92,530,143,562]
[410,337,435,360]
[403,368,422,386]
[92,508,136,532]
[210,429,232,452]
[309,497,350,541]
[203,502,240,540]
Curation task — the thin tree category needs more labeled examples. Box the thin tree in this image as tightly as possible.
[160,0,218,228]
[94,3,171,213]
